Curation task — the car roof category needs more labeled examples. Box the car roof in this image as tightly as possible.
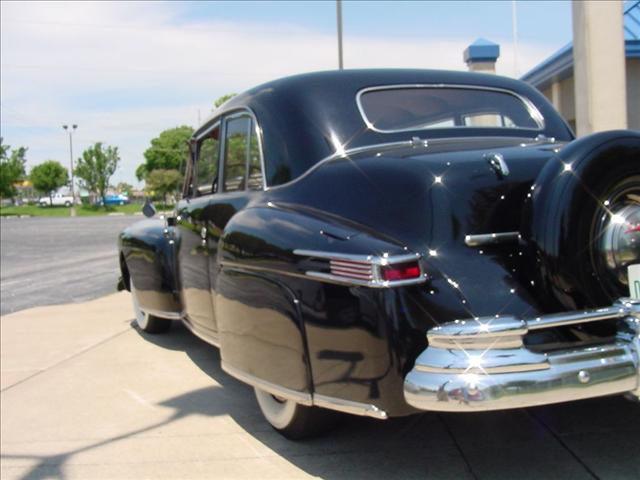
[196,69,572,187]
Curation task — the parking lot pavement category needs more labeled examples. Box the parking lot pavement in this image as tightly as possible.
[1,293,639,480]
[0,215,139,315]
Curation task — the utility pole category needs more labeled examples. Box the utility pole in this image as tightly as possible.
[63,124,78,216]
[512,0,519,77]
[336,0,344,70]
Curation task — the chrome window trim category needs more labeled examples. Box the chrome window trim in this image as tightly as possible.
[193,120,221,196]
[194,107,267,192]
[355,84,546,134]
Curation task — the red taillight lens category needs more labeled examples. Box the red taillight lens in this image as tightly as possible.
[380,261,421,281]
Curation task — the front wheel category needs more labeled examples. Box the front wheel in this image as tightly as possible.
[130,280,171,333]
[64,201,71,207]
[254,388,340,440]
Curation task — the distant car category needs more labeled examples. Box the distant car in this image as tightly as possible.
[101,194,129,206]
[39,193,74,207]
[117,69,639,439]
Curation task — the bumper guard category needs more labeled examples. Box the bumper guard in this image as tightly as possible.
[404,298,640,412]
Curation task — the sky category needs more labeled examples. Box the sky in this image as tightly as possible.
[0,0,573,187]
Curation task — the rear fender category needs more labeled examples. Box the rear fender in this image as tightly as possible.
[215,204,419,407]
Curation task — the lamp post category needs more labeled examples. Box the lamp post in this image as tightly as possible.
[63,124,78,216]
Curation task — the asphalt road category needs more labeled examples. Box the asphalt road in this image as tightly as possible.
[0,215,140,315]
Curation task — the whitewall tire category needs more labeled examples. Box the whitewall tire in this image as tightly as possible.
[254,387,340,439]
[130,280,171,333]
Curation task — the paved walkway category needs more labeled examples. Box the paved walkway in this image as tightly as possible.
[1,293,639,479]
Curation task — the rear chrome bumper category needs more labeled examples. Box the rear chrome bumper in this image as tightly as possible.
[404,298,640,412]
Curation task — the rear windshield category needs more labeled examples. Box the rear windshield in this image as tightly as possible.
[357,86,543,133]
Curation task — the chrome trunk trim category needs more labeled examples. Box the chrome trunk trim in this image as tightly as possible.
[464,231,520,247]
[404,298,640,411]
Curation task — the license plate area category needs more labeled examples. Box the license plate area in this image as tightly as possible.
[629,264,640,299]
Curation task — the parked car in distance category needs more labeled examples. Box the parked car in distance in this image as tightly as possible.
[117,69,639,439]
[100,194,130,206]
[39,193,75,207]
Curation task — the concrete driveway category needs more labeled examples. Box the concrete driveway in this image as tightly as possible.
[1,292,639,479]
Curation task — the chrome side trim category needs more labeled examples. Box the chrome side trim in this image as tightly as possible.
[355,84,546,134]
[304,271,425,288]
[294,249,420,265]
[464,231,521,247]
[181,317,220,348]
[404,298,640,412]
[221,361,313,406]
[221,362,388,419]
[313,394,388,419]
[142,308,183,321]
[294,249,427,288]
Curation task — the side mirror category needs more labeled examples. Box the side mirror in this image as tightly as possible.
[142,198,156,218]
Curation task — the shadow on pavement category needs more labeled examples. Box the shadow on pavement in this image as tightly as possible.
[137,322,640,480]
[5,321,639,480]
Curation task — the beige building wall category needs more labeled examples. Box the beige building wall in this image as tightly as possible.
[539,58,636,135]
[572,0,627,135]
[626,58,640,130]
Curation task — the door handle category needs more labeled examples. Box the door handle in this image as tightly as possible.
[200,226,207,246]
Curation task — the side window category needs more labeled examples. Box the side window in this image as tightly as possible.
[223,115,249,192]
[196,124,220,195]
[222,113,264,192]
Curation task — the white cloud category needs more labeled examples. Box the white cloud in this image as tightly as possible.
[1,1,560,185]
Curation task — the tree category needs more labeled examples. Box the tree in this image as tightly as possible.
[136,126,193,181]
[145,169,182,206]
[30,160,69,205]
[214,93,236,109]
[0,138,27,202]
[75,142,120,205]
[115,182,133,195]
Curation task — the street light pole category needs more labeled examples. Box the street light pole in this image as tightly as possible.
[63,124,78,216]
[336,0,344,70]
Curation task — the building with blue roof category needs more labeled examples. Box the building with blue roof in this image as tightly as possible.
[521,0,639,132]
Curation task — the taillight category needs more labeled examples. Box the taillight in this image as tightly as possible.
[380,261,421,281]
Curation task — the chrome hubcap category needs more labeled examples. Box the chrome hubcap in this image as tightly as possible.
[597,201,640,286]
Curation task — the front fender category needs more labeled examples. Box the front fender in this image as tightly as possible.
[119,218,182,316]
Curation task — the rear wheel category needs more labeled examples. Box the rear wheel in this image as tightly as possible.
[590,175,640,301]
[130,280,172,333]
[64,201,71,207]
[254,388,340,440]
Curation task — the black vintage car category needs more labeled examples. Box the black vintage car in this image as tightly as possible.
[119,69,639,439]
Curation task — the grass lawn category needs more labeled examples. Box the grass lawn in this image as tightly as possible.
[0,203,144,217]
